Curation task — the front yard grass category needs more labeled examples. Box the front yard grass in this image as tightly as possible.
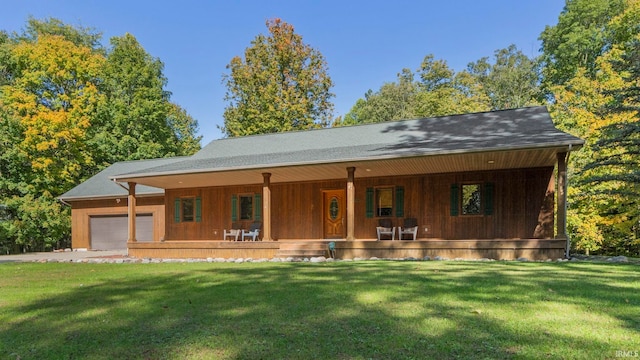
[0,260,638,359]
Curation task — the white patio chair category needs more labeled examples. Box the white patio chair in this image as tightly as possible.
[242,221,262,241]
[376,219,395,241]
[398,218,418,240]
[223,223,242,241]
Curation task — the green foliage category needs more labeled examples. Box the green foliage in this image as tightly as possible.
[222,19,334,136]
[0,31,11,87]
[540,0,626,88]
[0,18,201,253]
[337,69,418,126]
[166,102,203,156]
[0,194,70,252]
[2,34,104,196]
[547,0,640,256]
[94,33,200,163]
[466,44,543,109]
[579,38,640,254]
[340,48,540,126]
[21,16,103,51]
[413,55,491,117]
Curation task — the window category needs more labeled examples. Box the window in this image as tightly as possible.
[182,198,195,221]
[366,186,404,218]
[231,194,261,222]
[461,184,481,215]
[376,187,394,217]
[174,197,201,223]
[239,195,253,220]
[450,183,494,216]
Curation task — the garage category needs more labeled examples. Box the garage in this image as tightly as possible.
[89,214,153,250]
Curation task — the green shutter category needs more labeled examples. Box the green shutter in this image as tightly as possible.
[365,188,374,218]
[395,186,404,218]
[231,195,238,222]
[484,183,494,216]
[174,199,181,223]
[450,184,459,216]
[254,193,262,221]
[195,197,202,222]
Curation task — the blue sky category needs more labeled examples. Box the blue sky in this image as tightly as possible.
[2,1,565,145]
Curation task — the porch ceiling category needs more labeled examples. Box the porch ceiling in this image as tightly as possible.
[120,147,566,189]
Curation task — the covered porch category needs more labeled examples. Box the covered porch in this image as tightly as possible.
[118,147,572,260]
[112,107,581,260]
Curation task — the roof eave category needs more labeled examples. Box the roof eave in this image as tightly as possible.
[111,141,584,183]
[58,191,164,202]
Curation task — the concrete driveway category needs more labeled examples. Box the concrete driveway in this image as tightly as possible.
[0,250,127,263]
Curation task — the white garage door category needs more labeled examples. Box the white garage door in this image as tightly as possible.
[89,214,153,250]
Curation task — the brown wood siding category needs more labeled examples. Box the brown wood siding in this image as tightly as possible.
[417,168,554,240]
[271,180,344,240]
[166,185,262,241]
[163,167,555,241]
[353,176,423,239]
[353,168,554,240]
[68,196,164,249]
[166,181,346,241]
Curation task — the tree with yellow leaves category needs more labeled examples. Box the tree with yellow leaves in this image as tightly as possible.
[544,0,640,255]
[0,18,201,253]
[2,34,104,196]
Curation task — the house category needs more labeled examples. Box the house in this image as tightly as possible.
[58,157,184,250]
[60,106,584,260]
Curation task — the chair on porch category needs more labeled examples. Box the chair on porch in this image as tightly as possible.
[242,221,262,241]
[223,223,242,241]
[398,218,418,240]
[376,219,395,241]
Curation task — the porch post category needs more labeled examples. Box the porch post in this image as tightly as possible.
[262,173,272,241]
[346,167,356,240]
[128,182,137,243]
[556,152,568,241]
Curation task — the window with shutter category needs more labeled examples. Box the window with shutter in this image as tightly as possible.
[231,195,238,222]
[174,197,201,223]
[366,186,404,218]
[450,182,495,216]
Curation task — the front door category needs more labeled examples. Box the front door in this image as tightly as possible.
[323,190,345,239]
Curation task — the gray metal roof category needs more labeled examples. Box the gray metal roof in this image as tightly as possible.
[59,157,186,201]
[113,106,583,179]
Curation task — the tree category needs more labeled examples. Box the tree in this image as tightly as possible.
[580,38,640,254]
[222,18,334,137]
[540,0,626,88]
[94,33,184,163]
[166,102,202,156]
[0,31,11,86]
[413,55,490,117]
[0,18,201,253]
[546,0,640,255]
[1,34,104,196]
[0,28,104,251]
[20,16,103,51]
[466,45,543,110]
[337,69,418,126]
[340,54,492,125]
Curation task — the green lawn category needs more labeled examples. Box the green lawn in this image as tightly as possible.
[0,261,638,359]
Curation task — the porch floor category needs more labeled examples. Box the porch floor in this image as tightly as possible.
[128,239,567,261]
